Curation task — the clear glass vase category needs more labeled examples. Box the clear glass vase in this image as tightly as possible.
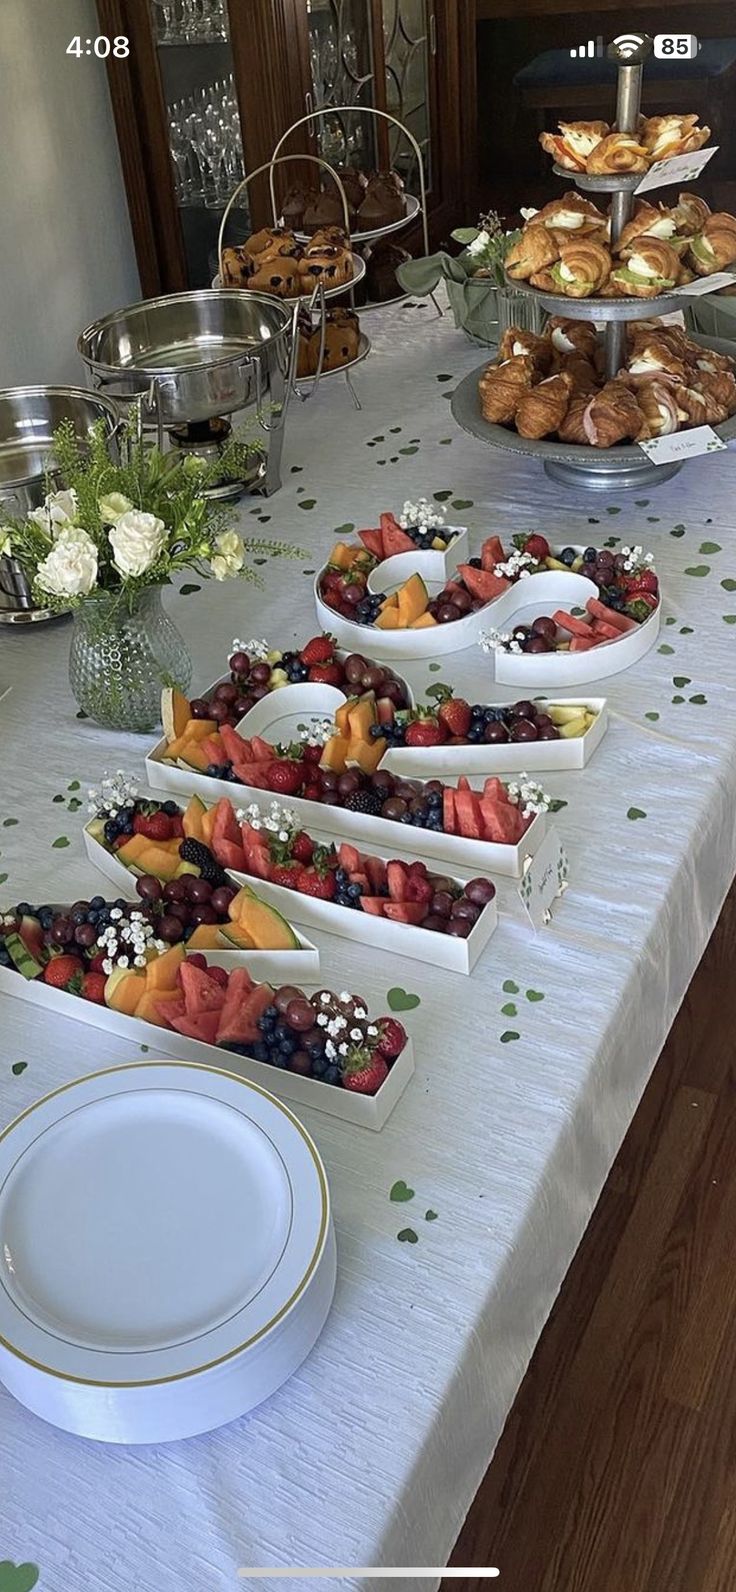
[495,284,545,341]
[69,587,192,733]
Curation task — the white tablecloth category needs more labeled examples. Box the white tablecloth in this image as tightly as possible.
[2,294,736,1592]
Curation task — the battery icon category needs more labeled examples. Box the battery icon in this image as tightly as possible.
[654,34,699,59]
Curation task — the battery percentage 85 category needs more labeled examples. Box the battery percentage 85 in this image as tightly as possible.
[654,34,699,58]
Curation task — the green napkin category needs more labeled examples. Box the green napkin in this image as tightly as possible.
[397,253,500,346]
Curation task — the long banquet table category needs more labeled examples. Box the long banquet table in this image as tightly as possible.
[2,292,736,1591]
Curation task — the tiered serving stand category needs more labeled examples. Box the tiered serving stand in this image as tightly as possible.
[452,37,736,492]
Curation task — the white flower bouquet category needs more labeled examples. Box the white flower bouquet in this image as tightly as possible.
[0,419,303,612]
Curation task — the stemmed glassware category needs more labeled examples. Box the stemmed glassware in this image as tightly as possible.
[151,0,229,44]
[167,76,245,207]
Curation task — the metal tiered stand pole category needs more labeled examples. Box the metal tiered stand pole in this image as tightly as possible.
[604,50,645,380]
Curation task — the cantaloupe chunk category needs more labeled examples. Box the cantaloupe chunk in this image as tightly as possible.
[396,573,428,626]
[335,700,353,736]
[346,735,386,773]
[167,719,218,758]
[105,968,146,1016]
[145,942,186,990]
[320,734,349,772]
[186,924,224,950]
[217,922,256,950]
[176,744,211,773]
[409,612,438,629]
[162,685,192,743]
[115,833,151,864]
[328,541,358,569]
[134,989,172,1026]
[237,894,299,949]
[374,608,403,629]
[347,695,377,740]
[201,805,217,845]
[182,793,207,841]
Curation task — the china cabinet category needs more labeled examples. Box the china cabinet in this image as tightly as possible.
[97,0,475,295]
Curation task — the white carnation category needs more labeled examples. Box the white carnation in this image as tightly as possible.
[109,509,167,577]
[36,526,98,598]
[29,488,78,535]
[210,530,244,581]
[0,526,12,558]
[98,492,133,525]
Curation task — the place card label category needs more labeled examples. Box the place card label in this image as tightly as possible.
[518,826,569,931]
[638,425,727,466]
[635,145,718,195]
[672,271,736,297]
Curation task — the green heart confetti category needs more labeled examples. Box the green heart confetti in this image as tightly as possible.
[452,499,473,510]
[433,490,452,501]
[673,676,691,687]
[502,979,519,994]
[2,818,17,827]
[501,1002,517,1017]
[333,522,354,535]
[11,1062,27,1076]
[672,695,685,704]
[700,542,721,555]
[644,711,660,721]
[606,506,621,515]
[397,1228,418,1244]
[670,526,685,537]
[298,499,316,511]
[51,837,70,849]
[680,626,693,634]
[689,693,707,704]
[627,807,647,820]
[0,874,7,887]
[658,644,675,655]
[436,374,453,382]
[721,579,736,592]
[390,1181,415,1203]
[723,615,736,624]
[387,987,420,1012]
[684,566,710,577]
[0,1564,40,1592]
[399,446,418,456]
[500,1031,520,1044]
[526,990,544,1002]
[425,1210,438,1222]
[180,583,201,595]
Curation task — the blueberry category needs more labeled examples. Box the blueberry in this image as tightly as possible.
[400,811,413,823]
[265,1005,278,1021]
[468,556,482,570]
[471,704,486,718]
[104,820,119,844]
[206,764,220,777]
[38,907,54,929]
[162,800,179,817]
[90,896,105,911]
[251,1042,269,1061]
[560,547,577,566]
[324,1065,342,1086]
[307,1040,325,1060]
[467,723,485,742]
[274,1022,290,1043]
[272,1054,288,1069]
[583,546,597,563]
[310,1054,328,1078]
[71,908,87,926]
[279,1038,296,1057]
[348,883,362,899]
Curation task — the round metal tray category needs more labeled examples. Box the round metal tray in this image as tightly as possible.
[292,193,420,247]
[451,334,736,492]
[503,270,684,321]
[294,331,371,387]
[214,254,366,305]
[552,163,645,193]
[0,387,119,507]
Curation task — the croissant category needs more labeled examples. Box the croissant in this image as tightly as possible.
[697,369,736,415]
[586,133,648,174]
[628,322,690,360]
[529,268,559,292]
[582,381,646,447]
[536,193,607,236]
[694,348,736,376]
[679,386,727,425]
[670,192,711,235]
[547,318,598,360]
[515,372,573,439]
[497,328,553,372]
[676,262,696,286]
[636,380,687,436]
[690,227,736,274]
[539,120,609,171]
[557,395,590,443]
[627,339,688,384]
[617,203,678,254]
[556,353,599,394]
[478,355,536,424]
[610,238,680,296]
[640,115,710,162]
[505,225,560,280]
[551,239,612,297]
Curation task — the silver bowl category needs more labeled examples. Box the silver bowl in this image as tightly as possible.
[78,290,295,429]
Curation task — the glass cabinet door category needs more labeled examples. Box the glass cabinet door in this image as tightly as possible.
[306,0,378,171]
[149,0,249,286]
[381,0,432,191]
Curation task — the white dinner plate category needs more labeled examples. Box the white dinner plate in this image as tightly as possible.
[0,1061,335,1441]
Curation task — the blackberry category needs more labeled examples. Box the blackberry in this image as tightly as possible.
[178,839,230,887]
[343,788,383,816]
[468,556,482,570]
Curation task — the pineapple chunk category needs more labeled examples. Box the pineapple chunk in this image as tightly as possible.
[558,716,588,738]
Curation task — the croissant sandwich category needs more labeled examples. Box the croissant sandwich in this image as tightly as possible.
[616,202,679,254]
[505,225,561,280]
[690,213,736,274]
[497,328,553,372]
[478,355,536,424]
[547,318,599,360]
[557,395,591,444]
[582,381,646,447]
[550,239,612,298]
[636,380,688,437]
[640,114,710,163]
[515,372,573,439]
[539,120,609,172]
[678,386,727,426]
[610,239,680,297]
[554,352,599,394]
[670,192,711,235]
[535,192,607,236]
[586,133,648,175]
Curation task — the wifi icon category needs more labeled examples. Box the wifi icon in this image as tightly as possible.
[612,32,648,58]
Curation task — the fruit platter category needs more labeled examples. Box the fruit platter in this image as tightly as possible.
[314,519,660,670]
[0,929,413,1127]
[77,775,318,978]
[89,792,499,974]
[376,692,607,778]
[142,718,548,872]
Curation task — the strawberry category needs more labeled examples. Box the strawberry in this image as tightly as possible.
[308,663,344,686]
[89,951,108,973]
[342,1049,389,1094]
[292,832,315,865]
[376,1016,407,1060]
[523,533,550,560]
[405,719,444,748]
[81,972,107,1004]
[134,811,173,841]
[299,635,335,666]
[207,965,229,989]
[437,697,471,739]
[302,782,323,802]
[170,816,185,838]
[271,864,301,889]
[301,744,324,765]
[266,759,305,796]
[44,955,84,990]
[297,868,336,900]
[628,569,658,594]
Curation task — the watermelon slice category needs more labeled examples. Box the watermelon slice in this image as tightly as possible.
[154,993,186,1027]
[365,854,388,894]
[219,724,249,765]
[457,565,511,603]
[338,842,363,873]
[443,787,457,834]
[212,837,246,872]
[387,860,409,901]
[250,736,276,762]
[589,618,622,642]
[380,512,416,558]
[358,527,385,560]
[481,798,524,845]
[383,902,427,925]
[483,777,508,803]
[212,798,241,850]
[241,822,269,851]
[170,1010,221,1046]
[553,609,593,639]
[217,983,274,1047]
[359,896,387,916]
[200,734,226,766]
[586,597,638,634]
[454,784,484,840]
[480,535,505,571]
[241,843,272,881]
[569,636,597,651]
[215,967,262,1045]
[179,961,227,1016]
[232,760,271,789]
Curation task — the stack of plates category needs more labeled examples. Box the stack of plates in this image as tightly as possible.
[0,1061,335,1442]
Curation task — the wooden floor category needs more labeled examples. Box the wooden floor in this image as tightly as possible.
[444,882,736,1592]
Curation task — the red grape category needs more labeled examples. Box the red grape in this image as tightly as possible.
[136,875,162,902]
[159,914,184,943]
